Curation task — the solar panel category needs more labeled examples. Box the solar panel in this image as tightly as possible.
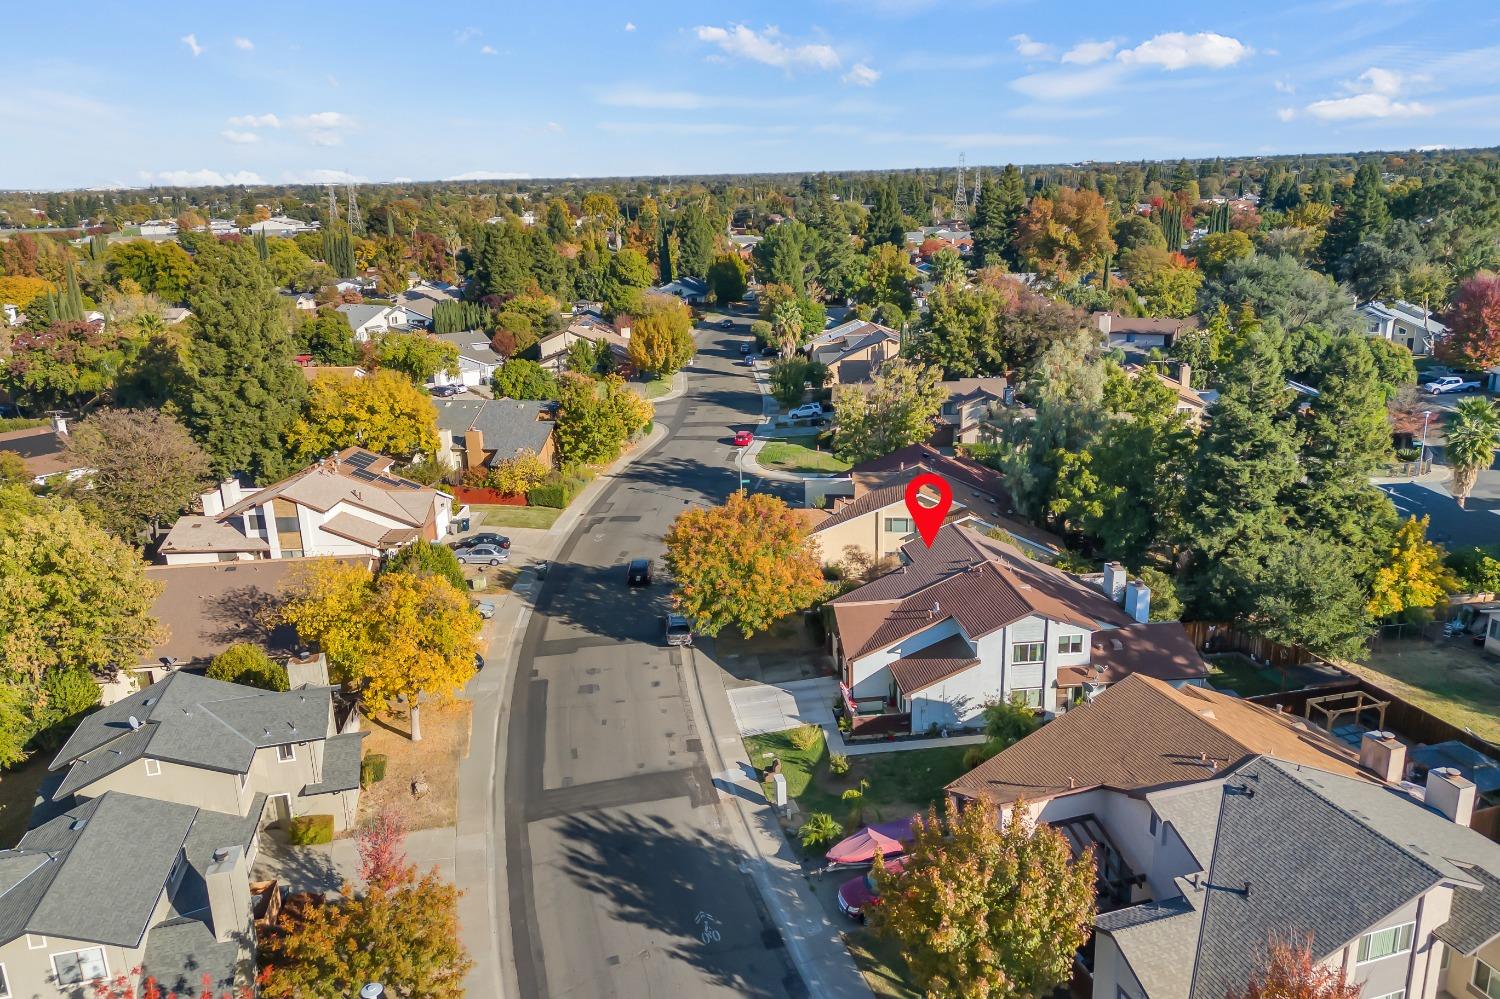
[350,469,379,481]
[345,451,378,470]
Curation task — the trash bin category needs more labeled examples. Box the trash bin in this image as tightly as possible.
[454,516,471,533]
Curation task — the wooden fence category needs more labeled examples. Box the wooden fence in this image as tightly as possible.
[1182,621,1322,668]
[453,486,527,506]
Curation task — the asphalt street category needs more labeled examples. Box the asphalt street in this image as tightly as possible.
[500,317,806,999]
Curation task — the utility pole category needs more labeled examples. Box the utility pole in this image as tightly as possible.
[345,181,362,234]
[326,185,339,226]
[953,153,967,222]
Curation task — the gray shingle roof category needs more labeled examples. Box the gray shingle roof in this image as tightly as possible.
[436,397,555,462]
[1436,867,1500,955]
[302,732,366,796]
[52,672,334,791]
[1096,897,1201,999]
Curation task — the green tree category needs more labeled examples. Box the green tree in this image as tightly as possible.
[769,357,814,409]
[833,359,946,464]
[674,201,719,277]
[295,310,359,365]
[207,643,290,691]
[1190,230,1254,277]
[627,295,696,376]
[867,181,906,248]
[663,491,827,638]
[382,538,466,593]
[657,224,674,284]
[175,249,308,480]
[706,251,748,303]
[1445,396,1500,508]
[552,374,653,464]
[492,358,557,400]
[1199,254,1359,334]
[864,243,917,314]
[376,331,460,384]
[753,220,817,294]
[1368,516,1457,619]
[869,794,1096,999]
[929,246,966,287]
[1323,162,1390,266]
[1119,246,1203,318]
[63,407,213,543]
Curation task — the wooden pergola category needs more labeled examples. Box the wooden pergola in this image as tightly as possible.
[1305,690,1391,733]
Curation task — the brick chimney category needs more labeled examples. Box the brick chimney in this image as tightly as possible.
[1426,767,1476,826]
[1178,363,1192,388]
[205,845,251,943]
[1358,730,1406,784]
[464,429,485,470]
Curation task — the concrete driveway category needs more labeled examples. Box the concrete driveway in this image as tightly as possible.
[728,677,839,736]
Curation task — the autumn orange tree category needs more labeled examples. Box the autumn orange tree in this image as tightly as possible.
[1367,515,1457,619]
[869,795,1096,999]
[663,491,827,638]
[288,369,440,462]
[279,560,481,740]
[1229,935,1361,999]
[1014,187,1116,284]
[627,294,696,377]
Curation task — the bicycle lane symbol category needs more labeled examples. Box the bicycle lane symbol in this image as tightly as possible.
[694,911,721,944]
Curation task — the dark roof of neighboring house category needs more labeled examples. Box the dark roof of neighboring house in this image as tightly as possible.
[1437,866,1500,955]
[158,515,271,556]
[433,329,504,365]
[435,397,555,461]
[0,424,81,478]
[51,671,334,789]
[1095,312,1199,335]
[946,674,1368,807]
[887,633,980,694]
[939,377,1007,406]
[1095,896,1202,999]
[853,444,1010,506]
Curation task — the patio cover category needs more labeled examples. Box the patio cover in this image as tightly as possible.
[826,817,917,865]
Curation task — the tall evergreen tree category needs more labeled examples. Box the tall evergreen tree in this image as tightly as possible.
[994,165,1026,266]
[1323,161,1390,266]
[675,201,718,278]
[62,258,85,322]
[868,182,905,248]
[175,249,308,481]
[658,223,674,285]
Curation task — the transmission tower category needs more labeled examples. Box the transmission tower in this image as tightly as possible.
[345,182,362,233]
[953,153,967,221]
[325,185,339,226]
[970,166,983,215]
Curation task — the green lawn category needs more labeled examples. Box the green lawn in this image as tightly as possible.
[846,929,919,999]
[1204,652,1284,698]
[640,377,674,399]
[742,728,970,835]
[1354,640,1500,743]
[473,505,563,530]
[757,442,851,474]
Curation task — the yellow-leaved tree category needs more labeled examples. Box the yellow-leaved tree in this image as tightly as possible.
[626,294,696,377]
[289,369,440,462]
[1367,515,1458,619]
[279,559,481,740]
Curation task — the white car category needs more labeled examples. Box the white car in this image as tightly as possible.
[787,403,826,420]
[1425,376,1482,395]
[457,544,509,566]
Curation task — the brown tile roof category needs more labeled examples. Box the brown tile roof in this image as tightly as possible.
[0,424,82,479]
[812,484,907,534]
[220,447,438,528]
[887,633,980,694]
[853,444,1009,506]
[1064,622,1207,685]
[946,673,1369,807]
[831,602,899,661]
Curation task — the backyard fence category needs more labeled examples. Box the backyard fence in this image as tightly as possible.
[452,486,527,506]
[1182,621,1323,668]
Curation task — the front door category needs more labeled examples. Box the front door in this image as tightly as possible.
[270,794,293,828]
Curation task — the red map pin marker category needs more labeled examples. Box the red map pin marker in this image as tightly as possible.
[904,473,953,547]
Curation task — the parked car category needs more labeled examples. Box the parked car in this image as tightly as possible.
[739,356,756,367]
[787,403,827,420]
[732,430,754,447]
[432,384,463,398]
[474,652,486,671]
[739,342,753,355]
[626,558,652,587]
[457,544,509,566]
[453,533,511,550]
[664,613,693,646]
[837,856,908,923]
[721,319,734,329]
[473,599,496,620]
[760,345,779,357]
[1426,376,1482,394]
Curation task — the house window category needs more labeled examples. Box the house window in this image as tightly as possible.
[277,743,296,763]
[1149,814,1159,837]
[1012,688,1042,707]
[281,549,304,559]
[1356,922,1414,964]
[26,935,45,949]
[884,517,915,534]
[1058,635,1084,655]
[52,947,108,986]
[1012,642,1045,664]
[144,758,161,777]
[1489,616,1500,641]
[1474,959,1500,999]
[274,515,300,535]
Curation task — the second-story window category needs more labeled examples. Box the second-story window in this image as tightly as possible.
[1012,642,1044,664]
[1058,635,1084,655]
[277,744,296,763]
[884,517,914,534]
[1356,922,1414,964]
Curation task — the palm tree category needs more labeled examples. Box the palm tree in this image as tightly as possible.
[1445,396,1500,508]
[771,299,804,357]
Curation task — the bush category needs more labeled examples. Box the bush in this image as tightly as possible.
[789,723,823,752]
[527,470,589,509]
[206,644,290,692]
[828,753,850,776]
[382,538,465,592]
[799,812,843,848]
[360,753,388,788]
[982,693,1040,751]
[287,814,335,846]
[963,742,1002,771]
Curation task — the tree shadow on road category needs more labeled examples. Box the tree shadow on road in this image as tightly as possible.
[554,809,804,998]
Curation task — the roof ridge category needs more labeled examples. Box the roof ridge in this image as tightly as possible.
[1144,680,1259,761]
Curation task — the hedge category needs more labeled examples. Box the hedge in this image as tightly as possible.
[527,475,586,508]
[287,814,334,846]
[361,754,388,788]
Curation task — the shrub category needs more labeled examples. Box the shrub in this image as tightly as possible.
[360,753,388,788]
[487,449,551,495]
[789,723,823,752]
[828,753,850,776]
[799,811,843,848]
[206,643,290,692]
[983,693,1040,750]
[382,538,465,592]
[527,470,590,509]
[287,814,335,846]
[963,742,1001,771]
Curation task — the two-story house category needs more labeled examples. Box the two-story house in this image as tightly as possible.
[935,378,1008,446]
[537,312,632,374]
[1360,300,1448,357]
[804,319,900,386]
[394,281,458,329]
[49,670,365,833]
[434,397,556,473]
[158,448,451,564]
[827,524,1206,730]
[429,330,504,389]
[0,790,264,998]
[336,302,406,342]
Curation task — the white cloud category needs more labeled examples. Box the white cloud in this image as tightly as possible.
[1304,92,1431,120]
[289,111,356,146]
[1061,39,1117,65]
[597,121,756,136]
[480,44,497,55]
[180,33,203,57]
[283,169,365,184]
[624,21,636,31]
[842,63,880,87]
[220,129,260,144]
[545,121,564,133]
[446,170,530,180]
[595,86,802,111]
[693,25,840,71]
[143,168,263,187]
[1356,66,1419,97]
[1274,78,1296,94]
[1011,64,1127,101]
[227,113,280,128]
[1277,107,1296,122]
[1010,34,1053,59]
[233,36,253,50]
[1117,32,1251,70]
[454,26,482,45]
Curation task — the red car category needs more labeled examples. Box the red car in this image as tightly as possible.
[837,856,908,922]
[732,430,754,447]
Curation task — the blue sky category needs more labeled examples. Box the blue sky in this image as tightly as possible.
[4,0,1498,190]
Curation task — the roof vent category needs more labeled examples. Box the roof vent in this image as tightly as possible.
[70,818,87,832]
[263,728,272,737]
[1110,639,1123,651]
[127,716,141,731]
[932,601,941,615]
[142,697,157,708]
[212,847,230,863]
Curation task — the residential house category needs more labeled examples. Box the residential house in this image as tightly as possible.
[0,790,264,998]
[936,377,1008,445]
[243,215,316,236]
[0,414,88,486]
[293,356,367,383]
[804,319,900,386]
[434,397,556,472]
[537,312,632,374]
[162,306,193,324]
[159,448,450,564]
[655,276,709,304]
[1360,300,1448,356]
[3,303,23,326]
[336,302,405,342]
[430,330,504,389]
[395,281,459,330]
[1127,362,1219,423]
[334,277,377,296]
[50,670,364,832]
[827,524,1207,728]
[1093,312,1197,353]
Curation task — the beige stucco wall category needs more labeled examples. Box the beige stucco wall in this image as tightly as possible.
[1440,913,1500,999]
[71,756,245,816]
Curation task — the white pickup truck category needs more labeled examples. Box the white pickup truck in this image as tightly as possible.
[1425,375,1482,395]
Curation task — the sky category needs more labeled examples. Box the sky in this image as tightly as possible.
[4,0,1499,190]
